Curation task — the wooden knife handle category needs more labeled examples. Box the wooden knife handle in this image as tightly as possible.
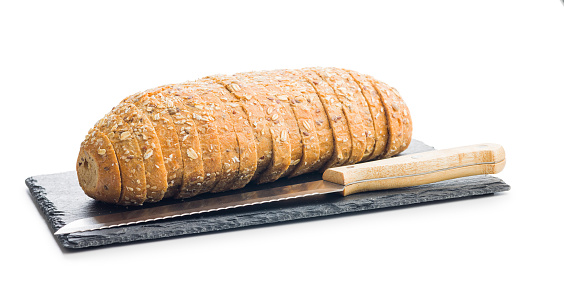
[322,143,506,196]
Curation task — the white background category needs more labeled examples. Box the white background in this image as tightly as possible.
[1,0,562,306]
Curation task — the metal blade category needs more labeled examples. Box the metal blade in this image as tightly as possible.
[54,180,344,235]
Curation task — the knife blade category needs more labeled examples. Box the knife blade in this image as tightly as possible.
[55,143,506,235]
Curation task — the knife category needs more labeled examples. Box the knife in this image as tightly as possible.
[55,143,506,235]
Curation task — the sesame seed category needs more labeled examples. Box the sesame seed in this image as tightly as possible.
[119,131,131,141]
[144,148,154,159]
[187,148,198,159]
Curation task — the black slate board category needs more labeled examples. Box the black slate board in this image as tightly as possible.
[25,140,510,249]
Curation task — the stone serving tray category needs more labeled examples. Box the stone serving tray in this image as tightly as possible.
[25,140,510,249]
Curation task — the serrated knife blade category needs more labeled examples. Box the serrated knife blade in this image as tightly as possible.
[54,180,344,235]
[54,143,506,235]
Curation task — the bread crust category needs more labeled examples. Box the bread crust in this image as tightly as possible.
[347,70,389,160]
[301,68,352,169]
[77,67,412,205]
[286,69,334,171]
[243,71,303,177]
[369,79,404,158]
[121,89,184,198]
[332,68,376,162]
[232,73,292,183]
[189,81,240,192]
[114,103,168,202]
[315,67,367,165]
[98,112,147,205]
[76,127,121,203]
[387,85,412,154]
[200,80,258,190]
[206,75,272,180]
[257,70,320,177]
[161,84,223,195]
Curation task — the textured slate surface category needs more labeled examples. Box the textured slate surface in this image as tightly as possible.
[25,140,510,249]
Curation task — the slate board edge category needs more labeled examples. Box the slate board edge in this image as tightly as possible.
[57,177,509,249]
[24,139,511,250]
[25,177,65,233]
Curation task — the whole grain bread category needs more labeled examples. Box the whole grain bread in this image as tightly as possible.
[204,75,273,180]
[332,67,376,162]
[97,112,147,205]
[369,78,410,158]
[232,73,292,183]
[116,103,168,202]
[249,69,320,178]
[301,68,352,169]
[242,70,303,177]
[76,127,121,203]
[286,69,334,171]
[189,81,241,193]
[347,70,389,160]
[312,67,367,165]
[77,67,412,205]
[120,87,184,198]
[203,80,258,190]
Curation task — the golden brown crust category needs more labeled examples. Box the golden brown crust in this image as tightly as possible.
[347,70,389,160]
[314,67,367,165]
[284,70,335,170]
[243,71,303,177]
[301,68,352,169]
[161,84,222,195]
[199,80,258,190]
[98,112,147,205]
[369,79,404,158]
[127,86,205,199]
[115,103,168,202]
[143,91,204,199]
[78,67,411,205]
[256,70,320,177]
[188,81,240,192]
[232,73,292,183]
[387,85,412,153]
[205,75,272,180]
[76,127,121,203]
[122,88,184,198]
[332,68,376,162]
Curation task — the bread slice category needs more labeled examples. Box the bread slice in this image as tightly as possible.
[313,67,367,165]
[197,79,258,190]
[97,112,147,205]
[119,103,168,202]
[369,79,404,158]
[277,69,334,172]
[386,85,412,154]
[239,71,304,178]
[242,71,303,177]
[121,89,184,198]
[161,84,223,195]
[258,70,320,177]
[144,92,206,199]
[78,67,412,205]
[187,81,240,192]
[76,127,121,203]
[301,68,352,169]
[332,68,376,162]
[205,75,272,181]
[347,70,389,160]
[233,73,292,183]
